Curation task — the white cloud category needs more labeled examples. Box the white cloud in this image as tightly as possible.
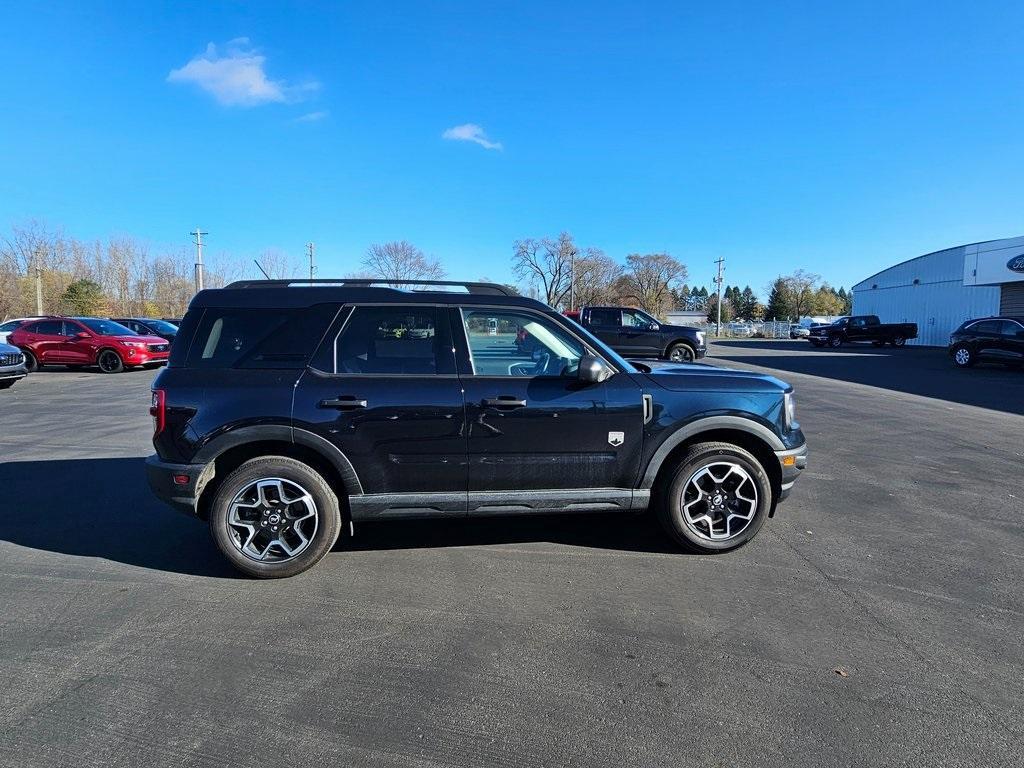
[294,110,328,123]
[442,123,503,150]
[168,38,318,107]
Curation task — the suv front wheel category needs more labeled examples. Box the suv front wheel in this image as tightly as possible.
[210,456,342,578]
[657,442,772,553]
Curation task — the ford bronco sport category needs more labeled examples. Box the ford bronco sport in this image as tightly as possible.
[146,280,807,578]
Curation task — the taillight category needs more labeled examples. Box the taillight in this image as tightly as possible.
[150,389,166,436]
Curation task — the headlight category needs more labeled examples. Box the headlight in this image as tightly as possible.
[120,340,144,348]
[696,332,706,346]
[784,391,797,429]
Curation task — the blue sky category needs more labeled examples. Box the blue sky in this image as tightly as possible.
[1,1,1023,296]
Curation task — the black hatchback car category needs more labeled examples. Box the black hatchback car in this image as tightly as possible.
[949,316,1024,368]
[146,280,807,578]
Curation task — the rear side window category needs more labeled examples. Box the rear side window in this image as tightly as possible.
[186,304,339,369]
[588,308,620,326]
[969,320,1000,334]
[333,306,453,375]
[27,320,65,335]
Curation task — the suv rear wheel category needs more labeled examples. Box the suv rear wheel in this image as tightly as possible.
[210,456,342,578]
[657,442,771,553]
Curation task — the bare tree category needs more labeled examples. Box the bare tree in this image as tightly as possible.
[619,253,688,316]
[512,232,579,308]
[255,248,299,280]
[363,241,445,283]
[573,248,622,306]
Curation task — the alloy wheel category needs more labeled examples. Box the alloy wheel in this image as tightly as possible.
[227,478,319,562]
[98,350,122,372]
[680,461,759,541]
[954,348,971,366]
[669,345,694,363]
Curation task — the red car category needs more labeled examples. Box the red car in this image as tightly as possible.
[10,316,170,373]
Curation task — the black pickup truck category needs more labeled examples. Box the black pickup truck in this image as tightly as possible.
[808,315,917,348]
[564,306,707,362]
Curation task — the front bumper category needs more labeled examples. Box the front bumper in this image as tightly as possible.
[124,350,169,366]
[775,443,808,502]
[0,363,28,383]
[146,454,209,518]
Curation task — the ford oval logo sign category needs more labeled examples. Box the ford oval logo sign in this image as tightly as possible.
[1008,255,1024,273]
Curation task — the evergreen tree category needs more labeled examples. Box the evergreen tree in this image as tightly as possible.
[766,277,792,320]
[60,279,106,315]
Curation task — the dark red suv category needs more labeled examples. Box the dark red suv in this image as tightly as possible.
[10,316,170,373]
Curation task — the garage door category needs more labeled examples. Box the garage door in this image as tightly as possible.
[1000,282,1024,315]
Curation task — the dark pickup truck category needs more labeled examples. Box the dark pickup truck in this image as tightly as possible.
[564,306,707,362]
[808,315,917,348]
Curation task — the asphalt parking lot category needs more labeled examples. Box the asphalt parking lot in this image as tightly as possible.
[1,341,1021,768]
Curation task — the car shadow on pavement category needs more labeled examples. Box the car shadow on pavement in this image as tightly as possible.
[1,458,682,575]
[0,457,239,578]
[711,340,1024,416]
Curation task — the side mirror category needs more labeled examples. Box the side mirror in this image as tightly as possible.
[578,354,613,383]
[649,322,660,331]
[74,332,90,339]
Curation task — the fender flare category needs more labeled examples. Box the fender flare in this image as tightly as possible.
[192,424,364,495]
[639,415,784,489]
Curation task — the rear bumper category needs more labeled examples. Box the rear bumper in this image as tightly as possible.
[146,454,206,517]
[775,443,808,502]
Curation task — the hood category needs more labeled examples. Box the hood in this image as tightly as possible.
[110,334,168,345]
[0,341,20,354]
[639,359,790,393]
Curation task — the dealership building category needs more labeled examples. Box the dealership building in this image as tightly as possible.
[851,235,1024,346]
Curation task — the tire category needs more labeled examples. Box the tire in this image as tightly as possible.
[209,456,342,578]
[21,349,38,372]
[656,441,772,554]
[891,336,906,347]
[96,349,124,373]
[666,342,696,363]
[0,379,15,389]
[951,344,975,368]
[829,336,842,348]
[809,340,823,347]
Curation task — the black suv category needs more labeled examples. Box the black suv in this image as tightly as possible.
[949,316,1024,368]
[567,306,707,362]
[111,317,179,343]
[146,280,807,578]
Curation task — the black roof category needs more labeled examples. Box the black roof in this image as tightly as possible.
[191,279,550,311]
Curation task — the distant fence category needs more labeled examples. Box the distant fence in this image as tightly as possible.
[692,320,794,339]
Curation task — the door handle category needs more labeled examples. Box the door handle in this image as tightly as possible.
[319,396,367,410]
[482,396,527,409]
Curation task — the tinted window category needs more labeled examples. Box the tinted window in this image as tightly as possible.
[187,304,339,369]
[970,320,1001,334]
[145,319,178,334]
[589,308,620,326]
[75,318,136,336]
[999,320,1024,336]
[463,308,584,377]
[0,321,22,332]
[28,320,65,335]
[334,306,450,375]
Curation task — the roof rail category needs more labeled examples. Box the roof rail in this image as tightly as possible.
[223,278,514,296]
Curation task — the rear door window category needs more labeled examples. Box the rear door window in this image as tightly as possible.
[588,308,620,326]
[970,320,1000,334]
[186,304,340,369]
[28,320,65,336]
[332,306,453,375]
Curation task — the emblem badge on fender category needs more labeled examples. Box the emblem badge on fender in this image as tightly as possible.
[608,431,624,447]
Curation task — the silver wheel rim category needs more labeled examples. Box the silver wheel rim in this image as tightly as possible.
[227,477,318,562]
[830,337,841,347]
[99,351,120,372]
[680,461,758,541]
[670,346,692,362]
[955,348,970,365]
[894,336,905,346]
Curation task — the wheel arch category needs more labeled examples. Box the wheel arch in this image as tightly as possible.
[663,338,697,357]
[192,425,361,520]
[94,345,124,364]
[640,418,784,511]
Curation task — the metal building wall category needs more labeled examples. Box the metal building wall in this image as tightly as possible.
[852,245,1000,346]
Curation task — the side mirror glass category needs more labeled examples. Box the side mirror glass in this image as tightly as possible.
[75,332,90,339]
[649,323,660,331]
[578,354,613,384]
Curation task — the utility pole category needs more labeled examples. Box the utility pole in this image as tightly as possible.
[569,248,576,311]
[34,246,43,315]
[191,228,208,293]
[713,256,725,336]
[306,242,316,280]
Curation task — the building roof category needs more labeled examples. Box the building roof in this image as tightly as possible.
[852,238,1010,290]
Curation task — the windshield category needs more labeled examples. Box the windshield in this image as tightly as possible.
[75,318,137,336]
[145,319,178,333]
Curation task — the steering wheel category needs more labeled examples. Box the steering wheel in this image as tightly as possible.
[508,350,551,376]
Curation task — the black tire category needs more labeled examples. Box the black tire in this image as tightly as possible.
[96,349,124,373]
[0,379,15,389]
[21,349,38,372]
[666,342,696,363]
[209,456,342,578]
[891,336,906,347]
[829,335,842,348]
[809,340,823,347]
[656,441,772,554]
[951,344,975,368]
